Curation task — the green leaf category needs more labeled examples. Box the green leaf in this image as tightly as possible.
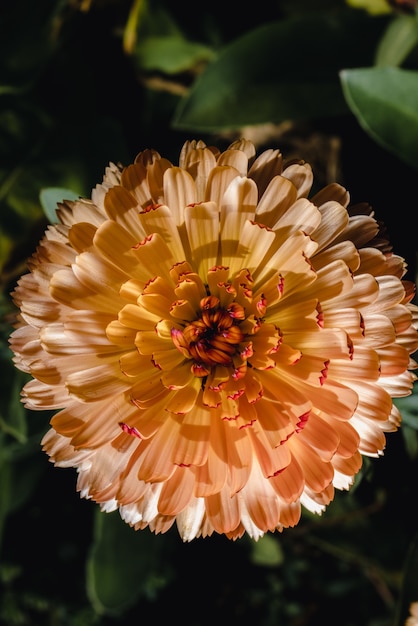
[375,14,418,67]
[394,385,418,425]
[39,188,80,224]
[0,433,46,552]
[0,0,61,90]
[394,532,418,625]
[173,11,388,132]
[249,534,284,567]
[346,0,392,14]
[0,459,12,552]
[340,66,418,169]
[134,35,214,74]
[0,233,12,275]
[86,510,173,616]
[129,1,214,75]
[395,385,418,458]
[2,372,29,443]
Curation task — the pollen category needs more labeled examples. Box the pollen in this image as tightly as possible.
[171,295,246,368]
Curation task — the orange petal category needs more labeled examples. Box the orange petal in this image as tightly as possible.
[158,466,195,516]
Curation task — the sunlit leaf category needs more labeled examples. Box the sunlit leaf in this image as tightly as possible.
[127,0,214,75]
[39,188,80,224]
[134,35,214,74]
[340,66,418,169]
[346,0,392,14]
[173,11,388,131]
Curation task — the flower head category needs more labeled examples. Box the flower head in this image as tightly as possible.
[10,139,418,540]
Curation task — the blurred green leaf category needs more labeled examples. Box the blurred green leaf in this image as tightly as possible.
[128,0,214,75]
[401,423,418,459]
[340,66,418,169]
[39,187,80,224]
[86,510,174,616]
[0,0,62,90]
[0,433,46,552]
[394,386,418,458]
[0,103,52,228]
[395,532,418,625]
[0,459,12,552]
[394,386,418,424]
[346,0,392,14]
[249,534,284,567]
[0,234,13,275]
[2,373,29,443]
[375,13,418,66]
[133,0,183,39]
[0,112,129,279]
[134,35,214,74]
[173,11,388,131]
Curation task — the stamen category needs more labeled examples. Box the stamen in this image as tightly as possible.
[119,422,142,438]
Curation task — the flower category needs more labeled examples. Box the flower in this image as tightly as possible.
[406,602,418,626]
[10,138,418,541]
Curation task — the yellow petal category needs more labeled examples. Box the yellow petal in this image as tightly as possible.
[226,220,275,279]
[311,182,350,208]
[282,161,313,198]
[205,165,239,206]
[93,220,147,278]
[163,166,196,225]
[131,232,177,282]
[138,204,186,260]
[248,148,283,196]
[217,147,249,174]
[313,240,360,273]
[184,201,219,277]
[104,185,144,239]
[256,174,297,227]
[66,362,130,401]
[314,201,349,248]
[50,266,122,314]
[220,176,257,235]
[165,379,201,415]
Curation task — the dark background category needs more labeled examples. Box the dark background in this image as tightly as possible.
[1,2,418,625]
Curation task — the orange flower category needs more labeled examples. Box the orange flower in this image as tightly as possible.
[10,139,418,540]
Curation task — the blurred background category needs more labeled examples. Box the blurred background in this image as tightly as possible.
[2,1,418,624]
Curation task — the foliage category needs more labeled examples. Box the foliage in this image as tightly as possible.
[1,0,418,624]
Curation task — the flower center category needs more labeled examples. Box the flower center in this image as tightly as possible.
[171,295,246,376]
